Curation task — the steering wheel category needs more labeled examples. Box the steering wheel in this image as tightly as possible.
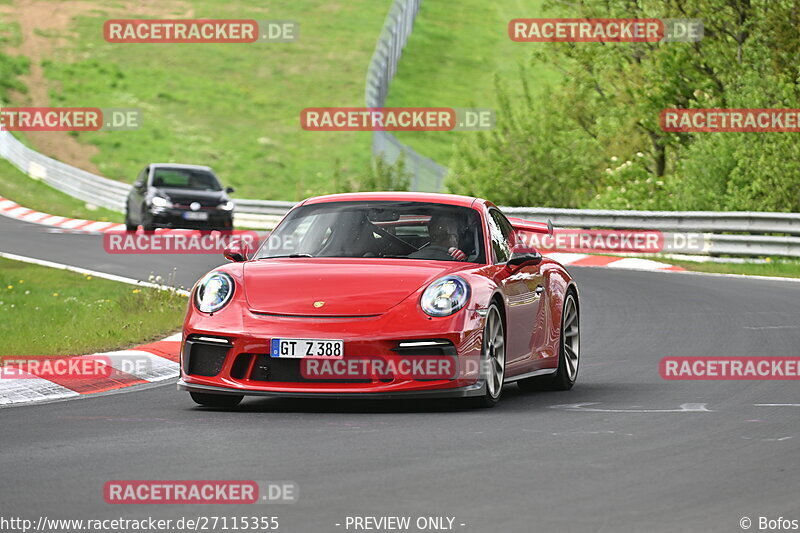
[369,223,418,254]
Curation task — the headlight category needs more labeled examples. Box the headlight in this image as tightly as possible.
[218,201,234,211]
[420,275,470,317]
[150,196,171,208]
[194,272,234,313]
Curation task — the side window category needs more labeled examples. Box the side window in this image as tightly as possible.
[488,210,512,263]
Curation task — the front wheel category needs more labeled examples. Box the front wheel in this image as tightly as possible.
[141,208,155,232]
[124,210,137,232]
[519,290,579,392]
[467,303,505,408]
[190,392,243,408]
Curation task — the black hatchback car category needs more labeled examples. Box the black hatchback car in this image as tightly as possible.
[125,164,235,231]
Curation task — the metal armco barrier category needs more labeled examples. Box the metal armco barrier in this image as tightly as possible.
[365,0,448,192]
[2,130,799,256]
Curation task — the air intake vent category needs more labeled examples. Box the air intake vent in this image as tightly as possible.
[184,337,231,377]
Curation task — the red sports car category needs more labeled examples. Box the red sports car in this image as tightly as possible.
[177,192,580,408]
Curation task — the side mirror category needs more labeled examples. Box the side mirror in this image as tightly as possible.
[223,239,250,262]
[507,250,542,268]
[133,180,144,189]
[226,186,235,194]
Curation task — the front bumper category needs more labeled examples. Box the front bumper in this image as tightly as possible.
[149,208,233,229]
[180,298,487,397]
[177,378,486,399]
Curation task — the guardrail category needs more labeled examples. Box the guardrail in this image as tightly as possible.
[502,207,800,236]
[0,130,289,227]
[0,130,129,212]
[365,0,448,192]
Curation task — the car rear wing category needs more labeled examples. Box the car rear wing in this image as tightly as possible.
[508,217,554,236]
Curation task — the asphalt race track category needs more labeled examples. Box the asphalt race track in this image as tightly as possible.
[1,214,799,533]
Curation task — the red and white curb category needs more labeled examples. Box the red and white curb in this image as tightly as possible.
[0,334,180,407]
[0,195,128,234]
[544,252,684,272]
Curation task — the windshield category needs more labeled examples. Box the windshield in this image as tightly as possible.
[256,201,486,263]
[151,168,222,191]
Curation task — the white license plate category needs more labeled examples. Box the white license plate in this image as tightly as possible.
[183,211,208,221]
[270,338,344,358]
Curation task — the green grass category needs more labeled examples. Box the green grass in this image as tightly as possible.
[0,258,187,356]
[31,0,391,201]
[0,159,122,221]
[669,258,800,279]
[386,0,564,167]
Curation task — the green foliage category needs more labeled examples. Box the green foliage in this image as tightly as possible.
[0,258,185,356]
[334,156,411,193]
[450,0,800,212]
[0,51,28,96]
[447,71,601,207]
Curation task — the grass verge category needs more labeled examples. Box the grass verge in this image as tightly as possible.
[0,257,186,356]
[668,258,800,279]
[0,159,122,222]
[386,0,562,167]
[27,0,390,201]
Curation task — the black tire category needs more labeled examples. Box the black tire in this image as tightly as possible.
[518,290,579,392]
[467,302,505,408]
[124,210,137,232]
[190,392,244,408]
[141,208,155,232]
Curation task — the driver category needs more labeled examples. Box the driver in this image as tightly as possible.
[409,213,467,261]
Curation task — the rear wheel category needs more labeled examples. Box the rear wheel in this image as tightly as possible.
[190,392,243,408]
[518,290,579,392]
[468,303,505,408]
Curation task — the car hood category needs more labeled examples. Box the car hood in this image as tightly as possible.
[242,258,468,316]
[156,187,226,206]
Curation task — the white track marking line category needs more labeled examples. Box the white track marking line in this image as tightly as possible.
[550,402,713,413]
[0,252,190,296]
